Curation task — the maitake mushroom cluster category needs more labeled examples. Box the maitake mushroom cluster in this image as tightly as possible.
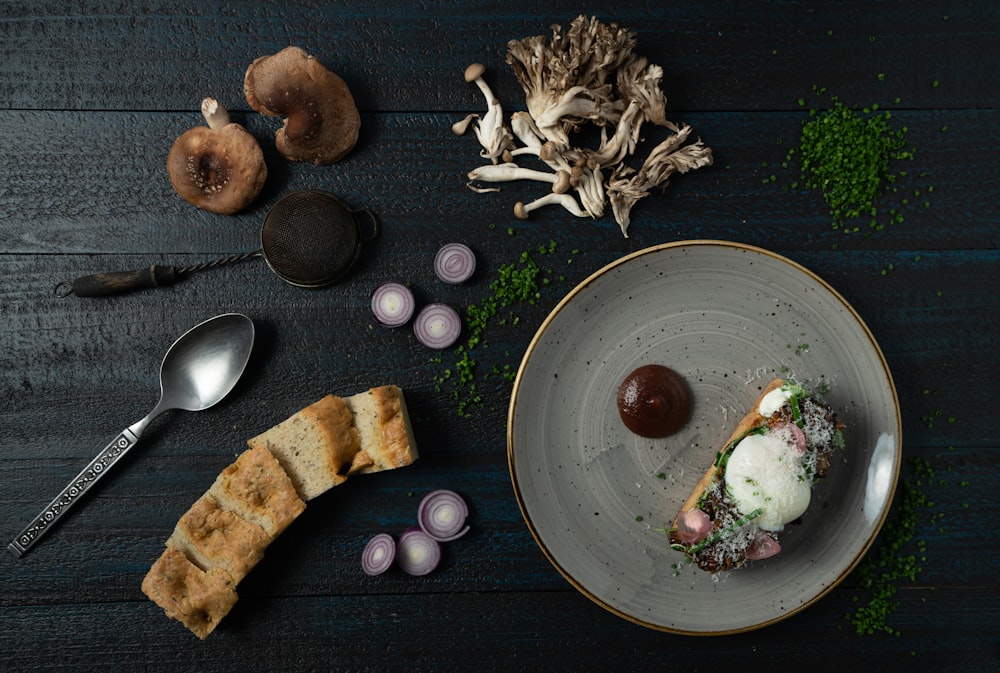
[167,46,360,214]
[455,15,713,237]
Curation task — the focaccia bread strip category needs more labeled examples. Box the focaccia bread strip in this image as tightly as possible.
[141,546,239,640]
[144,385,419,638]
[343,385,420,475]
[246,394,361,501]
[208,444,307,539]
[143,444,305,639]
[247,385,419,501]
[167,493,271,583]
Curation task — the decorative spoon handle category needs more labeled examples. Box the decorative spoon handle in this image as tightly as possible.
[7,426,142,557]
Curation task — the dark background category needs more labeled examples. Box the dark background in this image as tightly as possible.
[1,2,997,671]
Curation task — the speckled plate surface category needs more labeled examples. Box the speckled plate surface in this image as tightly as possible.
[507,240,901,634]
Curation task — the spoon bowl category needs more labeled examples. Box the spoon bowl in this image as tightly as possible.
[145,313,256,419]
[7,313,255,557]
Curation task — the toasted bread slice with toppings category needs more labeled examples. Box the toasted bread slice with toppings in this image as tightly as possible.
[674,378,785,523]
[668,378,843,572]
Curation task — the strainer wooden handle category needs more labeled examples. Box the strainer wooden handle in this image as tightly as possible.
[61,264,180,297]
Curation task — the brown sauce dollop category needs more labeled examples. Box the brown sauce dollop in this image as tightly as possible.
[616,364,691,438]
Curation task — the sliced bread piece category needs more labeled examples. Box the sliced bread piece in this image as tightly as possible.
[246,394,361,501]
[141,545,239,640]
[208,444,306,540]
[144,386,418,638]
[343,385,419,474]
[167,493,270,583]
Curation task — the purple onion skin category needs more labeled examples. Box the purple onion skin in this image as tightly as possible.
[396,528,442,576]
[362,533,396,576]
[434,243,476,285]
[413,303,461,349]
[417,489,470,542]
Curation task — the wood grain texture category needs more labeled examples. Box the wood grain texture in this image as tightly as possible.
[0,1,995,112]
[0,1,997,671]
[0,109,995,254]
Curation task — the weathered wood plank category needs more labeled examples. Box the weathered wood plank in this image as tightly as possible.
[0,2,996,671]
[0,109,994,255]
[2,249,996,462]
[0,585,995,673]
[0,442,992,609]
[0,1,994,113]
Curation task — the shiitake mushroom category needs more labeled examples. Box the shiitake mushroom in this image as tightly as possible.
[166,97,267,215]
[243,46,361,165]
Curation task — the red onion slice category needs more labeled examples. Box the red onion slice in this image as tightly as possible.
[434,243,476,285]
[417,489,470,541]
[413,303,461,349]
[361,533,396,576]
[746,531,782,560]
[396,528,442,576]
[371,281,416,328]
[675,508,711,544]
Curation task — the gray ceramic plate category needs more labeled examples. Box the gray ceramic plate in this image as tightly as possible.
[507,241,901,634]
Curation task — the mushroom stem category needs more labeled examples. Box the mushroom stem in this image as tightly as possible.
[463,63,514,164]
[465,63,496,104]
[574,165,605,218]
[514,193,587,219]
[200,97,231,130]
[452,113,479,136]
[510,111,544,148]
[467,163,571,193]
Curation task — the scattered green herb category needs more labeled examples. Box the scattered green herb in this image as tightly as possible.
[768,76,941,243]
[845,457,933,635]
[433,239,578,416]
[844,452,969,638]
[784,87,916,233]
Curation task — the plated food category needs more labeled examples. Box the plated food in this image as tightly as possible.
[142,385,418,639]
[668,378,844,572]
[508,241,900,634]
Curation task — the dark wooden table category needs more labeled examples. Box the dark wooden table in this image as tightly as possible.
[2,2,997,671]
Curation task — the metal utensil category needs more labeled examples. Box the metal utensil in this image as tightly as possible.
[7,313,255,557]
[57,190,378,297]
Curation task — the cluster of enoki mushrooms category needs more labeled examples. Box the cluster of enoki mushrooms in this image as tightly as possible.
[454,16,714,238]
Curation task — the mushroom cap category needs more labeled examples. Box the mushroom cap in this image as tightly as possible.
[244,46,361,165]
[166,114,267,215]
[464,63,486,82]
